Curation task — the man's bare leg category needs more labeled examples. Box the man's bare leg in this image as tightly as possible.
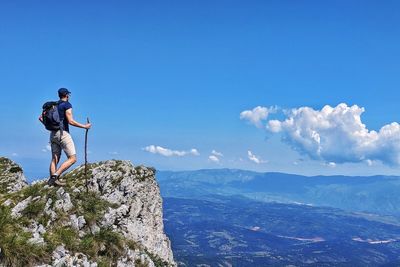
[55,154,77,177]
[49,154,60,176]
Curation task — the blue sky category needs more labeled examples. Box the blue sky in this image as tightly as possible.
[1,0,400,180]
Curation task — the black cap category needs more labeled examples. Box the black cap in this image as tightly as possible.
[58,88,71,97]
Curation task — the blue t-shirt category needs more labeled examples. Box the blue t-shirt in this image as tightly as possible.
[58,101,72,132]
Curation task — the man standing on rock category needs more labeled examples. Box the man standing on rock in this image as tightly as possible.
[39,88,91,186]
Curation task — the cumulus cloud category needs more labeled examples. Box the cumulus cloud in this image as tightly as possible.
[248,150,267,164]
[208,150,223,164]
[267,103,400,166]
[209,155,220,163]
[240,106,278,128]
[143,145,200,157]
[211,150,223,157]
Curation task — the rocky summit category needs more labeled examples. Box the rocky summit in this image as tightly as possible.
[0,157,176,267]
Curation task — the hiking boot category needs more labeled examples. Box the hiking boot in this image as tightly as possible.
[54,177,66,186]
[49,174,66,186]
[47,176,56,186]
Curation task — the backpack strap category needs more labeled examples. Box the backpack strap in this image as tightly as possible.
[56,100,64,140]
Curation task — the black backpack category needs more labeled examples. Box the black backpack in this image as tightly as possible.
[42,101,64,131]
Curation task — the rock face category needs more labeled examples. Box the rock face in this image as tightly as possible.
[0,158,176,267]
[0,157,28,194]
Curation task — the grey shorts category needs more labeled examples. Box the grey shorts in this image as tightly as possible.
[50,130,76,158]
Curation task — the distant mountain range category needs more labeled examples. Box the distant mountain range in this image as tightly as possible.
[163,195,400,266]
[157,169,400,218]
[158,169,400,266]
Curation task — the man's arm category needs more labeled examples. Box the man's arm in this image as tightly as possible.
[65,108,91,129]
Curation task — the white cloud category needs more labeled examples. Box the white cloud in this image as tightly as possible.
[240,106,278,128]
[211,150,223,157]
[109,151,119,155]
[267,103,400,166]
[208,150,223,164]
[11,152,18,157]
[209,155,220,163]
[190,149,200,156]
[327,162,336,168]
[143,145,200,157]
[248,150,267,164]
[42,144,51,153]
[268,119,282,132]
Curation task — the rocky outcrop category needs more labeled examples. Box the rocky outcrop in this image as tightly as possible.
[0,157,27,194]
[0,158,176,267]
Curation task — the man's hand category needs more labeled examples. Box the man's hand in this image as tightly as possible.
[84,123,92,129]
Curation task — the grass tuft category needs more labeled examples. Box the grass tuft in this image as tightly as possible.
[80,228,125,262]
[44,226,80,252]
[72,191,110,225]
[0,206,49,266]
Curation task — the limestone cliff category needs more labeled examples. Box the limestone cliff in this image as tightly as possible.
[0,157,28,194]
[0,157,176,267]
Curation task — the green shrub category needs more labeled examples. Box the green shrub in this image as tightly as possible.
[135,258,149,267]
[0,206,49,266]
[74,191,110,225]
[126,239,142,250]
[19,182,44,199]
[0,231,49,266]
[97,258,112,267]
[22,199,46,219]
[80,228,125,261]
[9,166,22,173]
[0,206,14,236]
[44,226,80,252]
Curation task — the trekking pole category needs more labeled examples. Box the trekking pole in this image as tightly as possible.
[85,117,90,193]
